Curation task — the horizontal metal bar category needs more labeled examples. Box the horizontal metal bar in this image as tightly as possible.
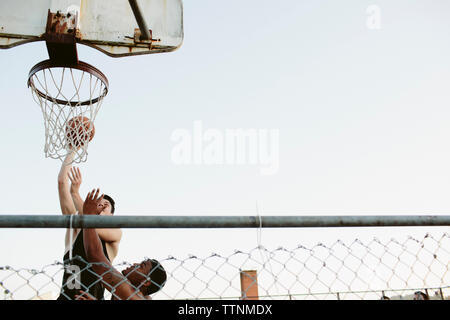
[0,215,449,229]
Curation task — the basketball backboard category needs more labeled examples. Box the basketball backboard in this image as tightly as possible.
[0,0,183,57]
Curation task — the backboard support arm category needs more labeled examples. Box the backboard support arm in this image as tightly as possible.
[128,0,152,40]
[44,10,78,64]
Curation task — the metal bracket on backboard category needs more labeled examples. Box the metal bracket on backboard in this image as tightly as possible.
[133,28,161,46]
[45,10,78,64]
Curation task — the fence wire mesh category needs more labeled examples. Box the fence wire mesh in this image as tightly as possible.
[1,232,449,300]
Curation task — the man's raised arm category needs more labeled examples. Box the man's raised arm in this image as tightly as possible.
[58,152,77,215]
[82,189,144,300]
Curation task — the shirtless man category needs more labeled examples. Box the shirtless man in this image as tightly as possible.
[57,153,122,300]
[76,189,167,300]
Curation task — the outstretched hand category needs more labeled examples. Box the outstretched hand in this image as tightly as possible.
[83,189,104,215]
[75,290,97,300]
[68,167,82,194]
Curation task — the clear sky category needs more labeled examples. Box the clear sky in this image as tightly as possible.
[0,0,450,298]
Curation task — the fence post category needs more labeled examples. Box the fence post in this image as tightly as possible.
[240,270,259,300]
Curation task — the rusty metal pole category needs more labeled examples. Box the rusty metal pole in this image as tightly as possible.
[128,0,151,40]
[240,270,259,300]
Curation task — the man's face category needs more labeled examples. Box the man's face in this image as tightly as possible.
[122,260,153,290]
[97,198,113,215]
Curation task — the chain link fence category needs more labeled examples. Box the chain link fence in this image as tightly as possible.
[1,232,449,300]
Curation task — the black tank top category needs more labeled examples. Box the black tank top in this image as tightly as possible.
[57,229,110,300]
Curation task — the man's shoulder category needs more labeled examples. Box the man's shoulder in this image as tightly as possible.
[106,233,122,247]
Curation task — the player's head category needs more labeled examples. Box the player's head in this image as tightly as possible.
[98,194,115,215]
[122,259,167,296]
[413,291,429,300]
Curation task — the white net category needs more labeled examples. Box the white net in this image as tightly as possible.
[28,61,108,164]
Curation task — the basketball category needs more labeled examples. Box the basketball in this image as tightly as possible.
[65,116,95,149]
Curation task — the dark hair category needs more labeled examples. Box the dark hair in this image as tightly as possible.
[142,259,167,296]
[414,291,429,300]
[103,194,115,214]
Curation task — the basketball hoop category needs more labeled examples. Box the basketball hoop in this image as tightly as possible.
[27,59,109,163]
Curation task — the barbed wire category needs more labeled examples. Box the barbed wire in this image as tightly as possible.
[1,232,449,300]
